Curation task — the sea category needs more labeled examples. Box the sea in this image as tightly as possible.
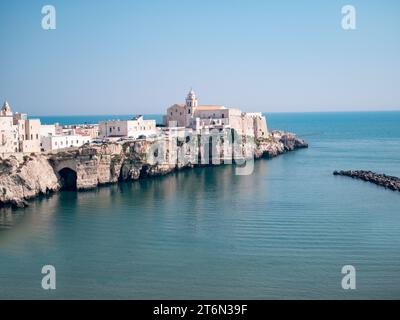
[1,111,400,299]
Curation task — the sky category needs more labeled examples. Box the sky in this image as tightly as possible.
[0,0,399,115]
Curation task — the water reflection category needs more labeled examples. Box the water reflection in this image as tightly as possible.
[0,162,270,248]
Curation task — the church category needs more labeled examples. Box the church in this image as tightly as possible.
[163,89,268,138]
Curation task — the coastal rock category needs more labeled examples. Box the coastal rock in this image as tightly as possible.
[120,162,141,180]
[10,199,29,209]
[0,131,308,207]
[254,131,308,159]
[0,154,61,207]
[333,170,400,192]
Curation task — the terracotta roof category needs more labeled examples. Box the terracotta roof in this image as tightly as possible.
[169,103,185,108]
[194,105,226,111]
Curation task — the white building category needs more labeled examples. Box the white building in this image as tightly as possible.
[99,115,156,139]
[40,124,57,137]
[63,124,99,139]
[163,90,268,138]
[40,123,95,152]
[40,134,91,152]
[0,100,41,154]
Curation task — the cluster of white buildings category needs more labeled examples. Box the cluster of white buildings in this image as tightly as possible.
[0,101,94,155]
[163,89,268,138]
[40,128,93,152]
[0,100,158,155]
[0,90,268,155]
[43,123,101,151]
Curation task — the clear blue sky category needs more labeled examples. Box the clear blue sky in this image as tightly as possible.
[0,0,399,115]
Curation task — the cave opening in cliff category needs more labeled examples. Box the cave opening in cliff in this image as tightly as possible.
[139,165,149,179]
[59,168,77,190]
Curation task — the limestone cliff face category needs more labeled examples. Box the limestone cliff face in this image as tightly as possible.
[0,131,307,208]
[48,143,124,190]
[0,154,61,207]
[254,131,308,159]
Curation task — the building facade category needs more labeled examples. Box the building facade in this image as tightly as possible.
[40,134,91,152]
[0,101,41,154]
[163,90,268,138]
[99,115,156,139]
[73,124,100,139]
[39,123,95,152]
[40,124,57,137]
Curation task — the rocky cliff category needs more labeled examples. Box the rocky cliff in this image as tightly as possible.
[0,131,307,208]
[0,154,61,208]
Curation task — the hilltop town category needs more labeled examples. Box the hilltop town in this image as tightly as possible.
[0,89,268,156]
[0,90,308,208]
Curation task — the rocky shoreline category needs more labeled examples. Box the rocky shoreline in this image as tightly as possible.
[0,130,308,208]
[333,170,400,192]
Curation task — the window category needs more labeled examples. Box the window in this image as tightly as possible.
[118,127,120,131]
[109,128,112,132]
[76,140,79,144]
[170,112,172,116]
[36,134,39,139]
[188,109,191,114]
[222,114,224,118]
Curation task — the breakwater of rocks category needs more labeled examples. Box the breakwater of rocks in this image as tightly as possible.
[333,170,400,192]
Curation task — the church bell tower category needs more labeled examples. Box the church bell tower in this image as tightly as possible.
[185,88,198,110]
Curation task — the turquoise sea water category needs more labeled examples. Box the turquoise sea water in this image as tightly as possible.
[1,112,400,299]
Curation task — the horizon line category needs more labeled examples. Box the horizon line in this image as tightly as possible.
[30,109,400,118]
